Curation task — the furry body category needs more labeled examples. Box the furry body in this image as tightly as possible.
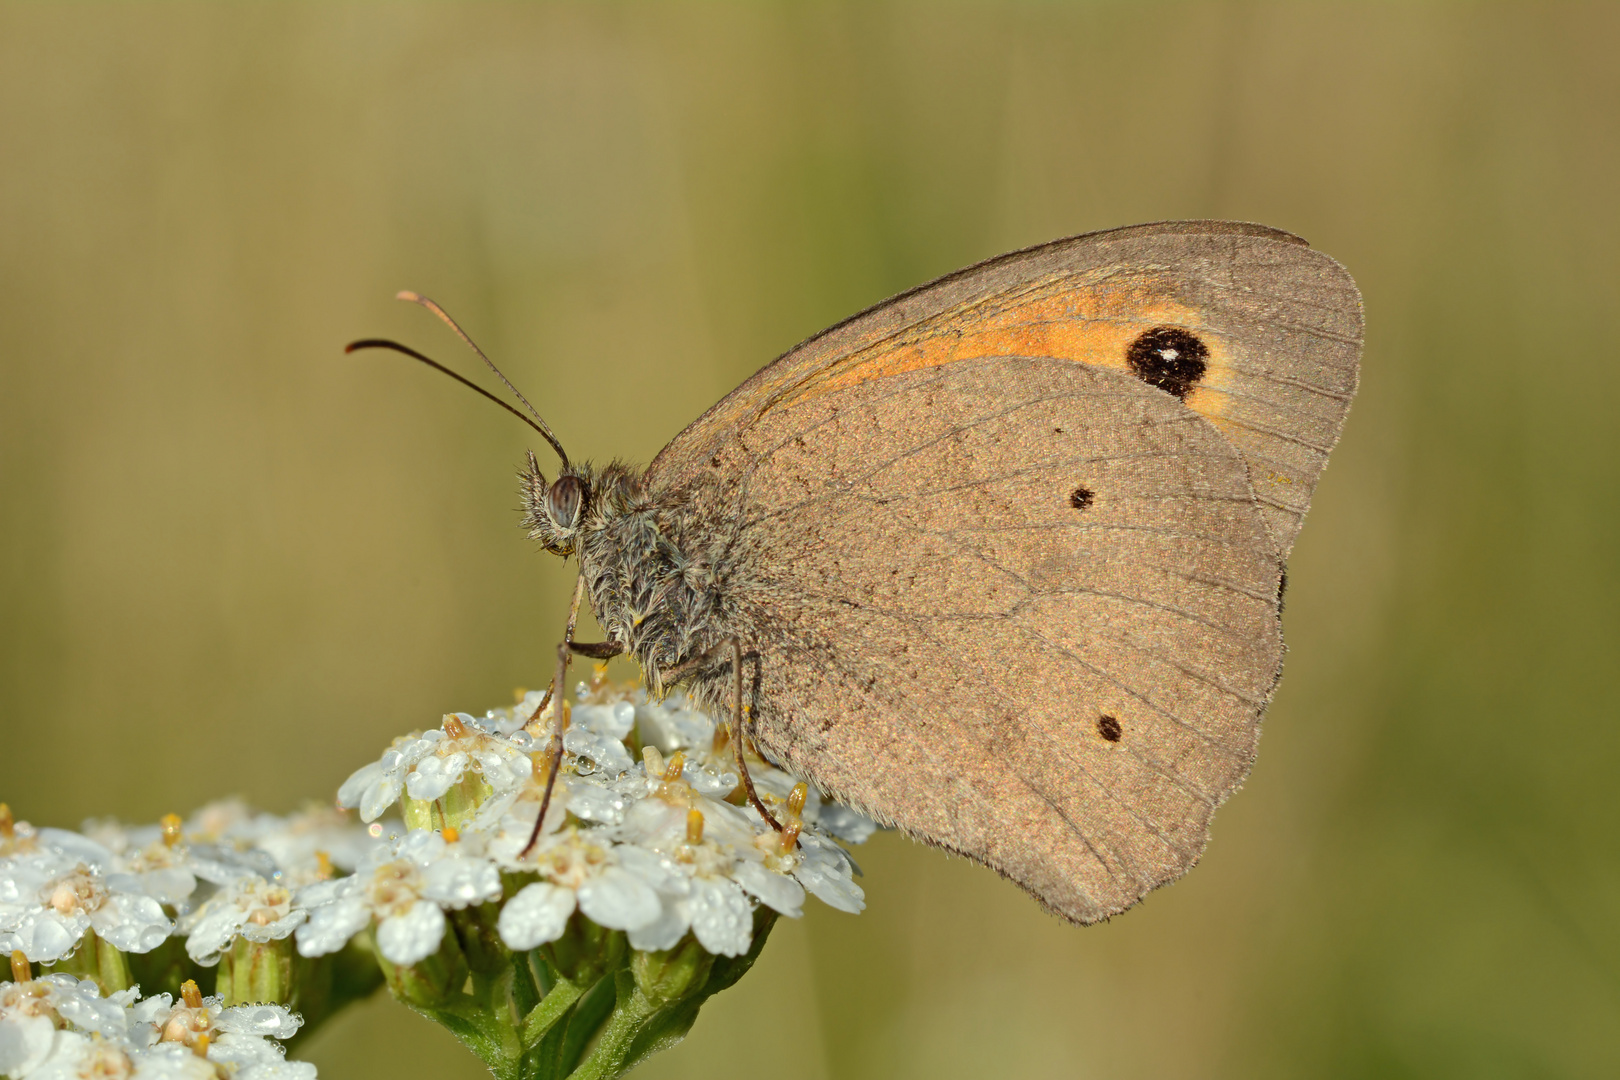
[521,456,796,726]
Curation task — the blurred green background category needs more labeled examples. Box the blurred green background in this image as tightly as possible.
[2,3,1616,1077]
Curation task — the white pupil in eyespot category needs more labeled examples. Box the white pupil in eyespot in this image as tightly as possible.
[1158,348,1179,361]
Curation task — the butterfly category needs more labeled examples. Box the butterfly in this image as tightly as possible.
[353,220,1362,924]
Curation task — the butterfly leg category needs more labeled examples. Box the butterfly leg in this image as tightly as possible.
[653,639,784,832]
[568,640,624,659]
[524,571,588,725]
[519,642,573,860]
[725,638,783,832]
[519,571,588,860]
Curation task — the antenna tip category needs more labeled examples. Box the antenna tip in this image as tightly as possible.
[343,340,365,354]
[396,290,424,304]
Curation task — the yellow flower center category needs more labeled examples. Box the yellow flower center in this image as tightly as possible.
[534,831,609,889]
[365,861,424,919]
[44,867,103,916]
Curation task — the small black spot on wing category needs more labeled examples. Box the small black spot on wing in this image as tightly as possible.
[1069,486,1094,510]
[1126,326,1209,399]
[1097,715,1122,742]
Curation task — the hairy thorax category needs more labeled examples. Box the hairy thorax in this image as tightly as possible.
[572,463,767,695]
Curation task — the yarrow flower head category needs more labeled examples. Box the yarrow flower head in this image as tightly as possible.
[4,671,875,1080]
[296,829,500,968]
[313,672,872,1076]
[0,849,172,965]
[0,799,380,1076]
[328,677,869,961]
[0,955,312,1080]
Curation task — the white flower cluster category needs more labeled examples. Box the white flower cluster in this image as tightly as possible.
[0,679,870,1079]
[0,800,375,969]
[0,968,310,1080]
[320,680,870,963]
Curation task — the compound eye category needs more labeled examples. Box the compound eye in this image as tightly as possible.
[546,475,585,530]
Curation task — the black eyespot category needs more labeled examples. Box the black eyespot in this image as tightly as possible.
[1097,715,1122,742]
[546,475,585,529]
[1126,326,1209,399]
[1069,487,1094,510]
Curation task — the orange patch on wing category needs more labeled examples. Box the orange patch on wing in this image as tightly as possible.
[774,271,1238,422]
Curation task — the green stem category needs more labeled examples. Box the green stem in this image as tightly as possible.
[565,971,657,1080]
[522,978,583,1048]
[93,931,133,995]
[556,973,618,1076]
[43,928,132,996]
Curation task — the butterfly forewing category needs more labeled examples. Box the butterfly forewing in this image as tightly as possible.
[642,221,1359,922]
[653,220,1362,559]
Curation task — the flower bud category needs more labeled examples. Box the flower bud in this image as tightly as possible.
[631,934,715,1007]
[378,927,469,1010]
[216,934,295,1007]
[541,912,624,987]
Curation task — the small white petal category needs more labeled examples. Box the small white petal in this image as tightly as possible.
[336,761,385,810]
[730,860,805,917]
[293,878,345,909]
[358,775,404,824]
[238,910,306,945]
[572,702,636,740]
[376,900,446,966]
[131,1042,220,1078]
[130,993,174,1025]
[54,985,131,1039]
[136,868,199,907]
[238,1061,318,1080]
[634,695,716,752]
[295,895,370,958]
[395,830,447,864]
[496,883,576,950]
[421,858,502,909]
[619,799,687,849]
[473,748,531,793]
[184,905,245,964]
[687,878,753,957]
[8,909,87,963]
[563,729,634,777]
[614,846,677,893]
[562,781,627,825]
[94,893,174,954]
[216,1003,302,1040]
[206,1031,284,1068]
[37,829,115,868]
[0,1013,56,1076]
[406,752,468,801]
[577,866,662,931]
[814,803,878,844]
[186,848,263,886]
[679,762,738,798]
[625,902,688,953]
[793,841,865,914]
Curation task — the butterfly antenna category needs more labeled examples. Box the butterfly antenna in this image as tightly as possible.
[343,338,570,465]
[395,290,570,468]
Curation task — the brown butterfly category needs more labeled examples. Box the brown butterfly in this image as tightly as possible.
[353,220,1362,924]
